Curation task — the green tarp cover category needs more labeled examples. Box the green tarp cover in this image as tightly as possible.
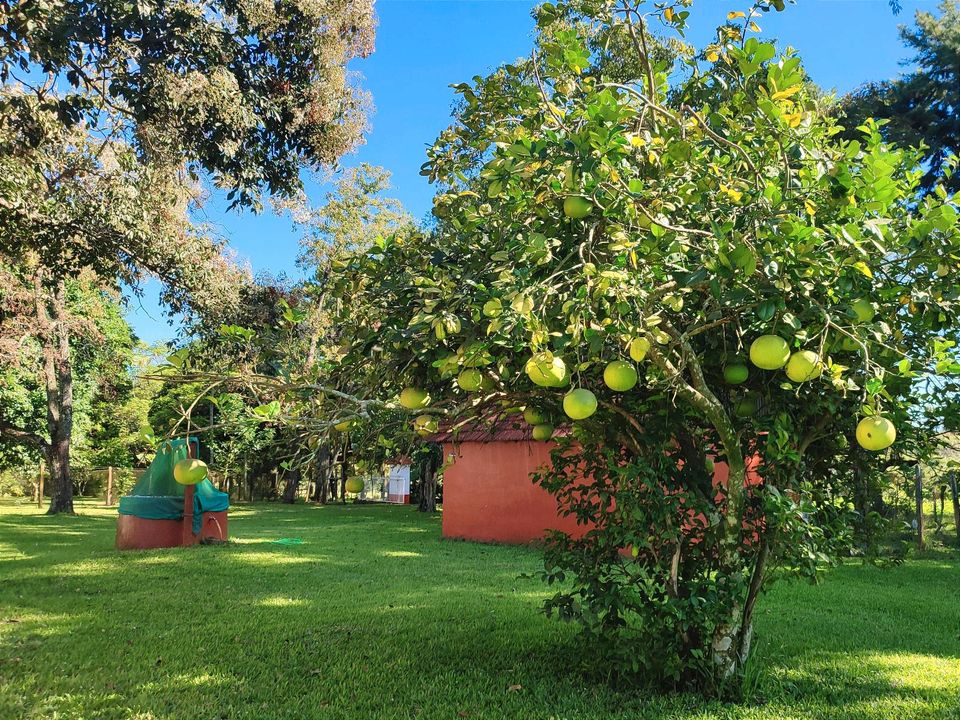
[118,438,228,534]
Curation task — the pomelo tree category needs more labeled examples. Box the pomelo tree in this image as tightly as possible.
[323,0,960,691]
[170,0,959,693]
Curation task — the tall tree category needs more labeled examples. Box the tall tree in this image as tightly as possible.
[841,0,960,192]
[0,93,244,513]
[0,0,375,210]
[0,265,140,511]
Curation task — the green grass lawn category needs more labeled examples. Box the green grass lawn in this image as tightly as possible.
[1,499,958,720]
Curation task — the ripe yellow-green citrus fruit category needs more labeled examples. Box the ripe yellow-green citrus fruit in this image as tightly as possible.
[851,298,875,323]
[525,353,568,387]
[629,337,650,362]
[784,351,822,383]
[532,423,554,441]
[563,389,598,420]
[563,195,592,219]
[856,416,896,451]
[835,336,859,352]
[334,419,353,432]
[174,458,208,485]
[414,415,438,436]
[482,299,502,317]
[523,408,546,425]
[749,335,790,370]
[345,478,364,494]
[723,363,749,385]
[603,360,638,392]
[457,369,483,391]
[399,387,430,410]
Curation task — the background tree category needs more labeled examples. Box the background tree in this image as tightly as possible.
[840,0,959,193]
[0,268,143,507]
[0,93,245,513]
[0,0,375,210]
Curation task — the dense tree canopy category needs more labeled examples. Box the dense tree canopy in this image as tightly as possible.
[0,90,246,512]
[0,0,376,208]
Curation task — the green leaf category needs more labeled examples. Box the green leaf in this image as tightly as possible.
[252,401,281,419]
[757,300,777,322]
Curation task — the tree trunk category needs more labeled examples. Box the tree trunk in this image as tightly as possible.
[36,461,45,507]
[339,440,349,503]
[710,599,752,686]
[312,446,329,503]
[281,470,300,504]
[938,485,946,532]
[418,456,437,512]
[37,277,74,515]
[319,463,329,504]
[328,454,338,502]
[850,446,871,543]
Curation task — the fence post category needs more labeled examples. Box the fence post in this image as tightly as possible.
[914,464,925,551]
[105,466,113,506]
[950,471,960,545]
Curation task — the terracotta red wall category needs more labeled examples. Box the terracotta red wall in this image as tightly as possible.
[441,441,763,545]
[441,441,586,544]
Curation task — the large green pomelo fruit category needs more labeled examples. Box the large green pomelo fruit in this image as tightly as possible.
[734,395,758,418]
[174,458,208,485]
[345,478,364,494]
[563,389,598,420]
[835,335,859,352]
[523,408,546,425]
[784,350,822,383]
[723,363,749,385]
[749,335,790,370]
[457,369,483,391]
[563,195,592,219]
[525,353,568,387]
[603,360,638,392]
[399,387,431,410]
[532,423,554,441]
[851,298,875,323]
[856,416,896,451]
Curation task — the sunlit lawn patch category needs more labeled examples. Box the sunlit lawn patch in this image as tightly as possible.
[0,499,957,719]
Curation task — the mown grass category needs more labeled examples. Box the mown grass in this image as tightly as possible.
[1,499,958,720]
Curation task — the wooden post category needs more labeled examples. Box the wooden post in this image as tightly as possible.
[914,464,925,551]
[37,460,45,508]
[105,466,113,506]
[950,472,960,545]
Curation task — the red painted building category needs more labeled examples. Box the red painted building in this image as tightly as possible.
[436,422,583,544]
[435,421,759,545]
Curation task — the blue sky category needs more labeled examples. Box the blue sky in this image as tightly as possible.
[127,0,941,345]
